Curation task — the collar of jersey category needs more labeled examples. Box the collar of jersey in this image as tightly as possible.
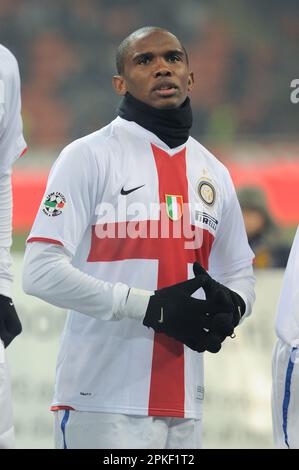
[115,116,190,155]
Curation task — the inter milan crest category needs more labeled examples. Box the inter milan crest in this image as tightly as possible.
[197,179,216,207]
[165,194,183,221]
[42,192,66,217]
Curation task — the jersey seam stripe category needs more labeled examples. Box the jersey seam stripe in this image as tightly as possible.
[19,146,28,158]
[61,409,70,450]
[282,347,297,448]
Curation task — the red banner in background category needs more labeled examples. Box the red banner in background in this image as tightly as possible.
[12,169,49,232]
[228,160,299,226]
[12,160,299,232]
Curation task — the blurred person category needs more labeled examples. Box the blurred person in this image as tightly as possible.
[23,27,255,449]
[272,226,299,448]
[238,186,290,268]
[0,45,26,448]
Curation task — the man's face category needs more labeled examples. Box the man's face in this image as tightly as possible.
[113,31,194,109]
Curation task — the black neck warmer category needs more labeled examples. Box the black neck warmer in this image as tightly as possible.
[118,92,193,149]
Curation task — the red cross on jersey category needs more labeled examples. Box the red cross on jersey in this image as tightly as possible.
[27,117,253,419]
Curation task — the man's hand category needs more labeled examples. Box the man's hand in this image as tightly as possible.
[143,270,235,353]
[0,295,22,348]
[193,262,246,329]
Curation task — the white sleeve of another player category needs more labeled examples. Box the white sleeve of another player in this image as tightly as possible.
[0,46,27,174]
[0,171,13,297]
[275,226,299,343]
[23,242,151,322]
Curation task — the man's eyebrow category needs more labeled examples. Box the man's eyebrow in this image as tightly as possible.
[132,49,185,62]
[132,52,154,63]
[164,49,185,58]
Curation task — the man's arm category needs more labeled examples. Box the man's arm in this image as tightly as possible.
[23,243,235,353]
[0,170,22,347]
[204,166,256,325]
[23,241,149,321]
[0,45,27,174]
[0,171,13,298]
[0,46,26,347]
[208,265,255,321]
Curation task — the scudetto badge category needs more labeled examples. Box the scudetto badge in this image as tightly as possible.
[197,180,216,206]
[42,192,66,217]
[165,194,183,221]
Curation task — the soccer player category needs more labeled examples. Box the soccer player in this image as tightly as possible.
[272,226,299,448]
[23,27,255,449]
[0,44,26,448]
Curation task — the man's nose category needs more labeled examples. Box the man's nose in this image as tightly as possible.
[154,67,172,78]
[153,58,172,77]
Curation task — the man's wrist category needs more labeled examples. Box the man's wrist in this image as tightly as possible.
[0,278,12,299]
[231,289,247,323]
[112,283,153,321]
[124,287,153,321]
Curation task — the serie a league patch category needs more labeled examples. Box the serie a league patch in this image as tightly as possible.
[42,192,66,217]
[197,179,216,207]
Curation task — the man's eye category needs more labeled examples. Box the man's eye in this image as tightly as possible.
[138,57,150,65]
[168,55,181,62]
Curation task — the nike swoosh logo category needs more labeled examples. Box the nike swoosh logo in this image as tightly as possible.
[9,302,14,307]
[158,307,164,323]
[121,184,145,196]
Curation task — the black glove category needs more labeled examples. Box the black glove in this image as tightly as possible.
[143,271,235,353]
[0,295,22,348]
[193,262,246,329]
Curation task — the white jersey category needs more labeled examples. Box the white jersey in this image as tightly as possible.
[275,226,299,346]
[0,45,26,449]
[0,44,27,175]
[27,117,254,419]
[0,45,26,297]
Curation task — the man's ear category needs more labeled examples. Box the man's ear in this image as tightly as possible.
[188,72,194,92]
[112,75,127,96]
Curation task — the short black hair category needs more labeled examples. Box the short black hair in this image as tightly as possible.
[115,26,189,75]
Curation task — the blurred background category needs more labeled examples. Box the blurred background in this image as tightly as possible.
[1,0,299,449]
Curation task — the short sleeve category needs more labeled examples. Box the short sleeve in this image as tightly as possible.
[209,167,254,276]
[27,140,99,256]
[0,46,27,174]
